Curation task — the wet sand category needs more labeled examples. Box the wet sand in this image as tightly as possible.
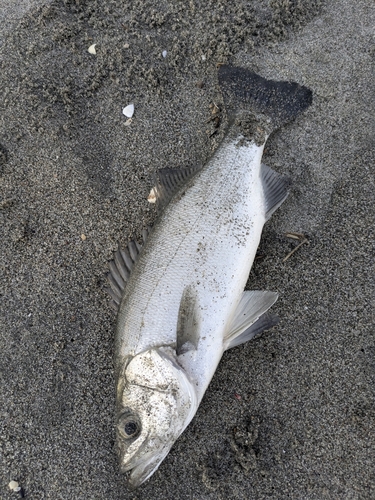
[1,0,374,498]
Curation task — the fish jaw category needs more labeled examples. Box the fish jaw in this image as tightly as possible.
[126,446,172,489]
[115,347,198,486]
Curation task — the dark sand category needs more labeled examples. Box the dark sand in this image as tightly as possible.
[1,0,374,498]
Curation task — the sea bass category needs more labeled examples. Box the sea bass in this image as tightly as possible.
[107,66,312,487]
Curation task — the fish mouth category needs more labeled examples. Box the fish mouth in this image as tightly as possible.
[117,430,172,487]
[126,447,171,489]
[117,428,149,472]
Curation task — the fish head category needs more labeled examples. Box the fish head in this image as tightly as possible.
[116,346,197,488]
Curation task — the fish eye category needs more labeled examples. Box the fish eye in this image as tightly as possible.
[118,413,141,439]
[124,420,138,437]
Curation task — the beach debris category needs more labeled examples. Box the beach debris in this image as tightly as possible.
[285,232,305,240]
[209,102,220,115]
[124,118,132,127]
[201,54,206,61]
[124,43,130,49]
[88,44,97,55]
[207,102,222,136]
[147,187,157,203]
[8,481,21,492]
[283,232,309,262]
[162,50,167,58]
[81,233,87,241]
[122,104,134,118]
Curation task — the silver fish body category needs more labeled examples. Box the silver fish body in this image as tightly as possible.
[109,66,312,487]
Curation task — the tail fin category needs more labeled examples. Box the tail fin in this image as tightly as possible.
[218,65,312,131]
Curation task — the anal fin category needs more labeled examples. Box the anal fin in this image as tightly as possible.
[224,290,278,350]
[225,312,279,349]
[261,163,289,220]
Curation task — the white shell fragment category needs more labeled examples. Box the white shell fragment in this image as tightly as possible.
[8,481,19,490]
[162,50,167,58]
[147,187,157,203]
[122,104,134,118]
[88,44,97,55]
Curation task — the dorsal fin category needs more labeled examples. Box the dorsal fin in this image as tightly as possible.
[261,163,290,220]
[148,165,202,210]
[106,228,149,312]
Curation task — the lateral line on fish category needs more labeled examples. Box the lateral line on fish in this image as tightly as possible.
[137,142,246,335]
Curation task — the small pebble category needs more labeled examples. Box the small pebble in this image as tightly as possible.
[162,50,167,58]
[201,54,206,61]
[122,104,134,118]
[88,44,96,55]
[81,234,86,241]
[123,43,129,49]
[0,197,15,209]
[124,118,132,127]
[8,481,19,490]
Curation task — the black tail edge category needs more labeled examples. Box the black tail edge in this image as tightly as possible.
[218,65,312,131]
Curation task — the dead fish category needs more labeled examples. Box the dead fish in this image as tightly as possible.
[107,66,312,488]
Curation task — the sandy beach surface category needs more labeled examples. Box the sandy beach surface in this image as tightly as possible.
[1,0,374,498]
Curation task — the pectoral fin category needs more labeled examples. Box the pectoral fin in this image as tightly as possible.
[176,285,200,355]
[224,291,278,350]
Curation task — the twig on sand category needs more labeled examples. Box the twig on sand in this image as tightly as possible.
[283,233,309,263]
